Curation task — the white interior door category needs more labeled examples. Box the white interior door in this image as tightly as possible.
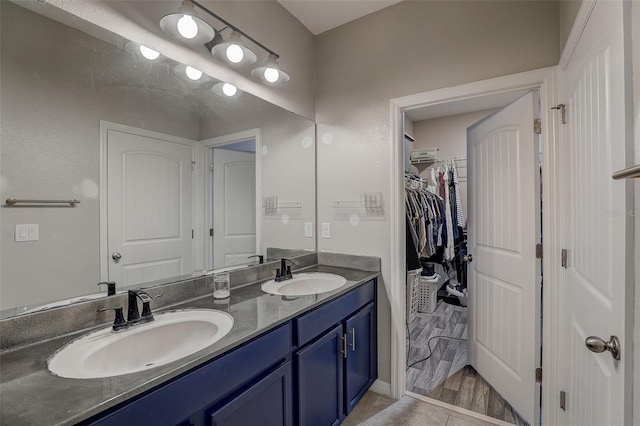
[467,91,541,424]
[107,127,193,286]
[212,148,256,268]
[559,1,630,424]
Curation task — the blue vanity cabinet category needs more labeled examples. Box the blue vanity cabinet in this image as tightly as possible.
[344,302,377,414]
[295,280,378,425]
[296,324,345,426]
[209,362,292,426]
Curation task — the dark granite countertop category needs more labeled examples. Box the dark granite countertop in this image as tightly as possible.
[0,264,380,425]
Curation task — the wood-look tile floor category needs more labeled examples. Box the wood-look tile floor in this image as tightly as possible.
[343,391,499,426]
[406,300,529,426]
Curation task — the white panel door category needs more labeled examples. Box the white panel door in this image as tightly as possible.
[107,128,193,286]
[212,148,256,268]
[560,1,630,424]
[467,91,540,424]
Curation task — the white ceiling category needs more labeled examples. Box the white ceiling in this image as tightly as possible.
[277,0,402,35]
[405,90,531,122]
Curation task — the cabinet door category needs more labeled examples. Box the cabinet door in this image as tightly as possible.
[344,302,377,414]
[209,362,292,426]
[296,324,344,426]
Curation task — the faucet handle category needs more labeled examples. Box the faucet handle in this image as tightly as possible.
[140,293,162,323]
[248,255,264,264]
[97,306,129,332]
[97,281,116,296]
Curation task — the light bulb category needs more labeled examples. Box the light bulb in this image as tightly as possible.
[177,15,198,39]
[222,83,237,97]
[139,45,160,60]
[185,66,202,81]
[226,44,244,64]
[264,67,279,83]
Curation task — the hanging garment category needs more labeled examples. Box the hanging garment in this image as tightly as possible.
[452,165,465,227]
[443,167,455,261]
[406,216,421,270]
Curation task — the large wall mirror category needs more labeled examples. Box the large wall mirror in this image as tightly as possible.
[0,1,316,316]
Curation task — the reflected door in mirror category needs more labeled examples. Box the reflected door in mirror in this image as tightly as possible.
[212,146,256,269]
[106,124,194,286]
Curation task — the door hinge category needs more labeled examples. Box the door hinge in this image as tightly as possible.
[191,229,194,239]
[551,104,567,124]
[191,160,196,172]
[561,249,568,268]
[534,118,542,135]
[209,163,214,173]
[535,367,542,383]
[209,228,214,237]
[560,390,566,411]
[536,243,543,259]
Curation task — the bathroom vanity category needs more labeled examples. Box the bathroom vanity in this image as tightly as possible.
[0,256,380,426]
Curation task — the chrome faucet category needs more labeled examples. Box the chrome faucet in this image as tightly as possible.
[274,258,299,282]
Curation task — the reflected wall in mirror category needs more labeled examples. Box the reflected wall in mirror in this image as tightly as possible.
[0,1,316,315]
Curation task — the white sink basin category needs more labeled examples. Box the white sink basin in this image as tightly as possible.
[261,272,347,296]
[48,309,234,379]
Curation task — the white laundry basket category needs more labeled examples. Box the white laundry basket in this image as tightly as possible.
[417,274,440,313]
[406,269,421,322]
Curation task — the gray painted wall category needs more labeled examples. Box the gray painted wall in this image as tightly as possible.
[315,0,560,384]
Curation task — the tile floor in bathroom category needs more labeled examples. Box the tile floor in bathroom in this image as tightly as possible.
[343,391,499,426]
[405,300,528,426]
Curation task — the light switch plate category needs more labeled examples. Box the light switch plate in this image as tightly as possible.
[321,222,331,239]
[304,222,313,238]
[15,224,39,242]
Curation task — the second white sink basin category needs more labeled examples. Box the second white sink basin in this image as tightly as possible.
[48,309,234,379]
[261,272,347,296]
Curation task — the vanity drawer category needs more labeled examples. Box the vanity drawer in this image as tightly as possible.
[294,280,375,347]
[88,323,291,426]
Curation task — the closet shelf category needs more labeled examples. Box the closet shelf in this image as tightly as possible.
[612,164,640,180]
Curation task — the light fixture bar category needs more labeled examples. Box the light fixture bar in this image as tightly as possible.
[189,0,279,58]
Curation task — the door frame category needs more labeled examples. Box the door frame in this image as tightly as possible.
[388,67,561,422]
[197,128,262,271]
[99,120,197,281]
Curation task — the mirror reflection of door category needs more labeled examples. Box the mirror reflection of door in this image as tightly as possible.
[103,122,194,287]
[211,139,257,269]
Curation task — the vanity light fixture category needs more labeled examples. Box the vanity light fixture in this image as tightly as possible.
[159,0,288,84]
[210,31,257,66]
[185,65,203,80]
[212,82,239,97]
[139,45,160,60]
[124,42,161,61]
[173,64,209,83]
[159,0,215,44]
[251,55,290,84]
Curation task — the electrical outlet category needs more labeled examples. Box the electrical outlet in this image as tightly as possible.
[15,224,39,242]
[321,222,331,239]
[304,222,313,238]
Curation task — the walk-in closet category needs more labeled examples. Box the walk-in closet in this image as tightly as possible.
[403,106,529,426]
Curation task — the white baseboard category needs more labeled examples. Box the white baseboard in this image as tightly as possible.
[369,379,392,397]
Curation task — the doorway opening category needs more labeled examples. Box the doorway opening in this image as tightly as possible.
[207,138,257,270]
[403,91,541,425]
[390,68,556,426]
